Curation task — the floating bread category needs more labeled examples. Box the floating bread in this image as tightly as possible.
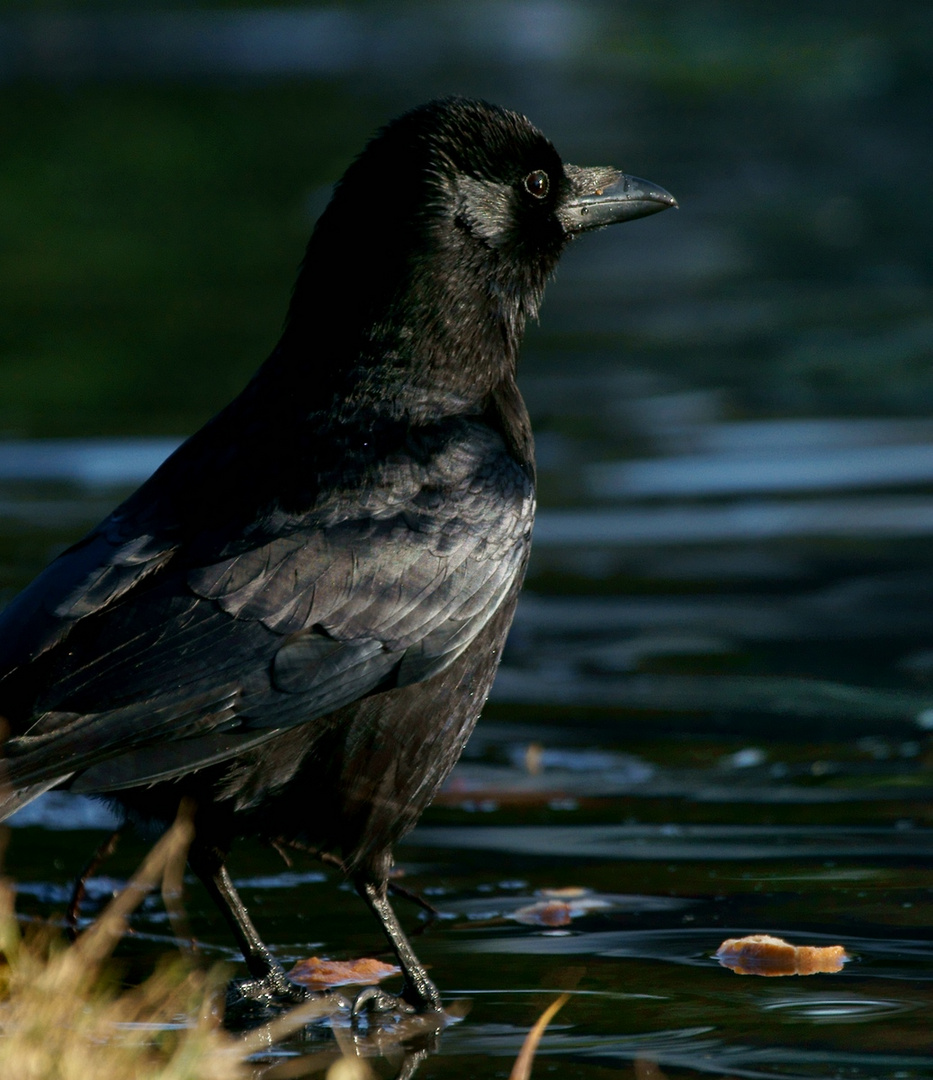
[716,934,848,976]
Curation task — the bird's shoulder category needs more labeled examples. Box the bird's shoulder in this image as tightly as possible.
[0,409,533,675]
[187,412,536,637]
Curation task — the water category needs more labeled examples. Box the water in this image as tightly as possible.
[2,2,933,1076]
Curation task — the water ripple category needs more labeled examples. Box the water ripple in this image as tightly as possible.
[761,995,918,1023]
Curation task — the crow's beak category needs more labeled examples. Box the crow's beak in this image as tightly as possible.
[559,166,678,234]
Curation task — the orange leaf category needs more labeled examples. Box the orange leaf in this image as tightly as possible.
[287,956,400,989]
[512,900,574,927]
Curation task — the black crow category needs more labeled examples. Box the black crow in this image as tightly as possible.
[0,97,675,1014]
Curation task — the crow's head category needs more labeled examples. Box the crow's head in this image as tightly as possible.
[284,98,675,409]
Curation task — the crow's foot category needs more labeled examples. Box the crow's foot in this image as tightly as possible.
[350,981,445,1030]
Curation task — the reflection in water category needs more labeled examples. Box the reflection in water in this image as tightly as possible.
[412,823,933,862]
[0,5,591,81]
[0,438,179,486]
[535,497,933,545]
[761,996,917,1023]
[589,440,933,497]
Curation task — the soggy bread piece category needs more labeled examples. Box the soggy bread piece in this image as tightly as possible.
[716,934,847,976]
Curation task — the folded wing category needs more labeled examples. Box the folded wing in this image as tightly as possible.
[0,419,533,802]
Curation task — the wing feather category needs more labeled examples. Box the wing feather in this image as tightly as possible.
[0,417,534,796]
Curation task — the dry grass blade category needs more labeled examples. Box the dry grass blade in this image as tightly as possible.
[238,994,339,1056]
[324,1057,376,1080]
[0,800,246,1079]
[72,798,195,966]
[508,994,570,1080]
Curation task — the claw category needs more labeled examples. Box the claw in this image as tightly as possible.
[352,984,416,1020]
[350,982,447,1032]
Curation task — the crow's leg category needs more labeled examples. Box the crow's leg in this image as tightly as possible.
[270,836,440,921]
[188,838,311,1004]
[351,877,442,1018]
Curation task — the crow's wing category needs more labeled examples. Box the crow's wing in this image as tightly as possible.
[0,521,178,674]
[1,420,534,796]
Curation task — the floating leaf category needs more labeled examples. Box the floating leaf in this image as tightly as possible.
[287,956,400,989]
[512,888,611,926]
[512,900,574,927]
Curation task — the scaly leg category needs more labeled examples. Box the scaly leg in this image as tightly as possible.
[352,877,442,1016]
[188,838,310,1003]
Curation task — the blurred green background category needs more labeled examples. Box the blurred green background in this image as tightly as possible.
[2,1,930,438]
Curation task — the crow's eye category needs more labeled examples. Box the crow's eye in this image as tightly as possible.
[523,170,549,199]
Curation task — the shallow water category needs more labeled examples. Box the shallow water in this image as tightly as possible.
[6,410,933,1079]
[2,2,933,1076]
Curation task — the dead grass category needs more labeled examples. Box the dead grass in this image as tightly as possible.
[0,804,248,1079]
[0,803,339,1079]
[508,994,569,1080]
